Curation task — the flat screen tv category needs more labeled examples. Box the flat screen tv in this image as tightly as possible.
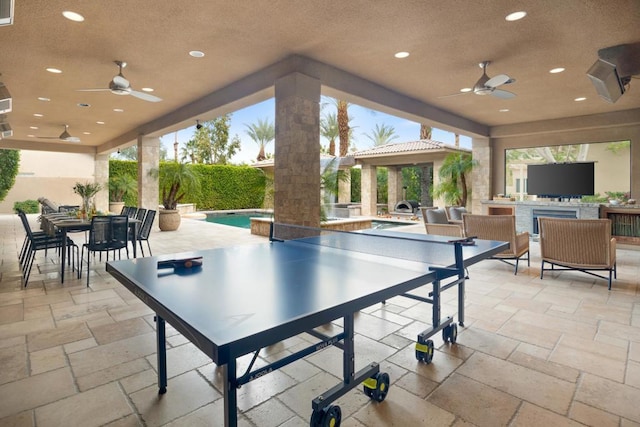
[527,162,595,198]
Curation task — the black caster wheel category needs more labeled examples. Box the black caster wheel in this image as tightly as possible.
[363,372,390,402]
[443,324,458,344]
[449,323,458,344]
[415,339,434,364]
[158,386,167,395]
[310,404,341,427]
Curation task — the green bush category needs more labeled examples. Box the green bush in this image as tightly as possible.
[0,149,20,202]
[108,160,267,210]
[14,199,39,214]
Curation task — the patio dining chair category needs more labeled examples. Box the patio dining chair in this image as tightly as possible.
[137,209,155,257]
[18,210,78,287]
[80,215,129,286]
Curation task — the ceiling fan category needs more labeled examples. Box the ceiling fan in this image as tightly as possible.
[440,61,516,99]
[77,61,162,102]
[38,124,81,143]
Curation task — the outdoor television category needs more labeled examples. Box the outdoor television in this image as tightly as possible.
[527,162,595,198]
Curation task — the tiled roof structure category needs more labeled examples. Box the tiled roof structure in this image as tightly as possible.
[350,139,469,157]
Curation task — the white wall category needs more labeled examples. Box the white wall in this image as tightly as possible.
[0,150,96,213]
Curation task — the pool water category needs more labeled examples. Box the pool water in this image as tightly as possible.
[205,212,411,230]
[205,212,272,229]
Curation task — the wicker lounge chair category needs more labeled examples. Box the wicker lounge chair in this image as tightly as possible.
[538,217,616,289]
[420,207,465,237]
[462,214,530,274]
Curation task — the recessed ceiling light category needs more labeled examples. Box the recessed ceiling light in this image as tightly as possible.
[83,132,91,135]
[499,109,510,112]
[62,11,84,22]
[96,121,105,124]
[189,50,205,58]
[549,68,565,74]
[460,88,472,93]
[37,97,50,102]
[29,126,38,129]
[394,51,410,59]
[141,87,154,92]
[77,103,90,107]
[113,108,124,112]
[46,68,62,74]
[27,134,35,138]
[505,11,527,21]
[33,113,43,117]
[574,97,587,102]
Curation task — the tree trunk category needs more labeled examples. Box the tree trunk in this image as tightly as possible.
[337,101,349,157]
[329,138,336,156]
[420,125,432,140]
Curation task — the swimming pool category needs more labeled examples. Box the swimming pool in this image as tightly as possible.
[205,211,413,230]
[204,212,272,229]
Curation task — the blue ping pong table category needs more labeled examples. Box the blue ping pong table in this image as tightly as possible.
[106,224,508,426]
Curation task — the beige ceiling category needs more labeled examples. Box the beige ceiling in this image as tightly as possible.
[1,0,639,154]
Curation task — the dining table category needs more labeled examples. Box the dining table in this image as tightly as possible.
[41,214,140,283]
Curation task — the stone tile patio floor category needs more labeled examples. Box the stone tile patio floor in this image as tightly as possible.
[1,213,639,427]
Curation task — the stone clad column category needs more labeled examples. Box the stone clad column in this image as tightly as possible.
[94,153,109,212]
[361,164,377,216]
[471,137,491,214]
[387,166,402,213]
[338,173,351,204]
[138,136,160,213]
[274,73,321,227]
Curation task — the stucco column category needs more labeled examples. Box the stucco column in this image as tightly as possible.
[274,72,321,227]
[387,166,403,212]
[471,137,491,214]
[138,136,160,212]
[361,164,377,216]
[94,153,109,213]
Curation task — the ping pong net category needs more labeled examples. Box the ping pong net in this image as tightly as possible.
[270,222,468,268]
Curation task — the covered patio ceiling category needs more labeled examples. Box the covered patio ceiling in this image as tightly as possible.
[1,1,639,155]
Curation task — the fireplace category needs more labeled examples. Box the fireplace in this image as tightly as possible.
[532,209,577,234]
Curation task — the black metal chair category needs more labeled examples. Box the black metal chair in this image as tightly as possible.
[135,208,147,222]
[81,215,129,286]
[18,210,78,287]
[137,209,155,257]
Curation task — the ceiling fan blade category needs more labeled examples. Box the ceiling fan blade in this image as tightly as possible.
[77,88,111,92]
[491,89,516,99]
[486,74,511,88]
[437,91,472,99]
[129,90,162,102]
[63,136,81,143]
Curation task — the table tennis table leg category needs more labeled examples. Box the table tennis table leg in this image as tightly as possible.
[458,274,465,327]
[223,359,238,427]
[155,315,167,394]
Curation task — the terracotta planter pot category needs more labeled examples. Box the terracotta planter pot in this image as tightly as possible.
[158,209,181,231]
[109,201,125,214]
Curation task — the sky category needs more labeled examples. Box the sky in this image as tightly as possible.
[159,97,472,164]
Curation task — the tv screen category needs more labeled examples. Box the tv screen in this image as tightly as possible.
[527,162,595,197]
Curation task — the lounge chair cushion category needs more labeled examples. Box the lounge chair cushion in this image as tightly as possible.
[426,208,449,224]
[448,207,467,221]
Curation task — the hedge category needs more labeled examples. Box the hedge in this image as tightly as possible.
[109,160,266,210]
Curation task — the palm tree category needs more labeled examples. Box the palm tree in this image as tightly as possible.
[365,123,398,146]
[337,100,350,156]
[244,118,275,161]
[420,124,432,140]
[320,112,339,156]
[434,153,476,206]
[180,139,199,164]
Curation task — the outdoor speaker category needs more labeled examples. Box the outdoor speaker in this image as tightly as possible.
[0,0,14,26]
[587,58,625,103]
[0,122,12,138]
[0,83,11,114]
